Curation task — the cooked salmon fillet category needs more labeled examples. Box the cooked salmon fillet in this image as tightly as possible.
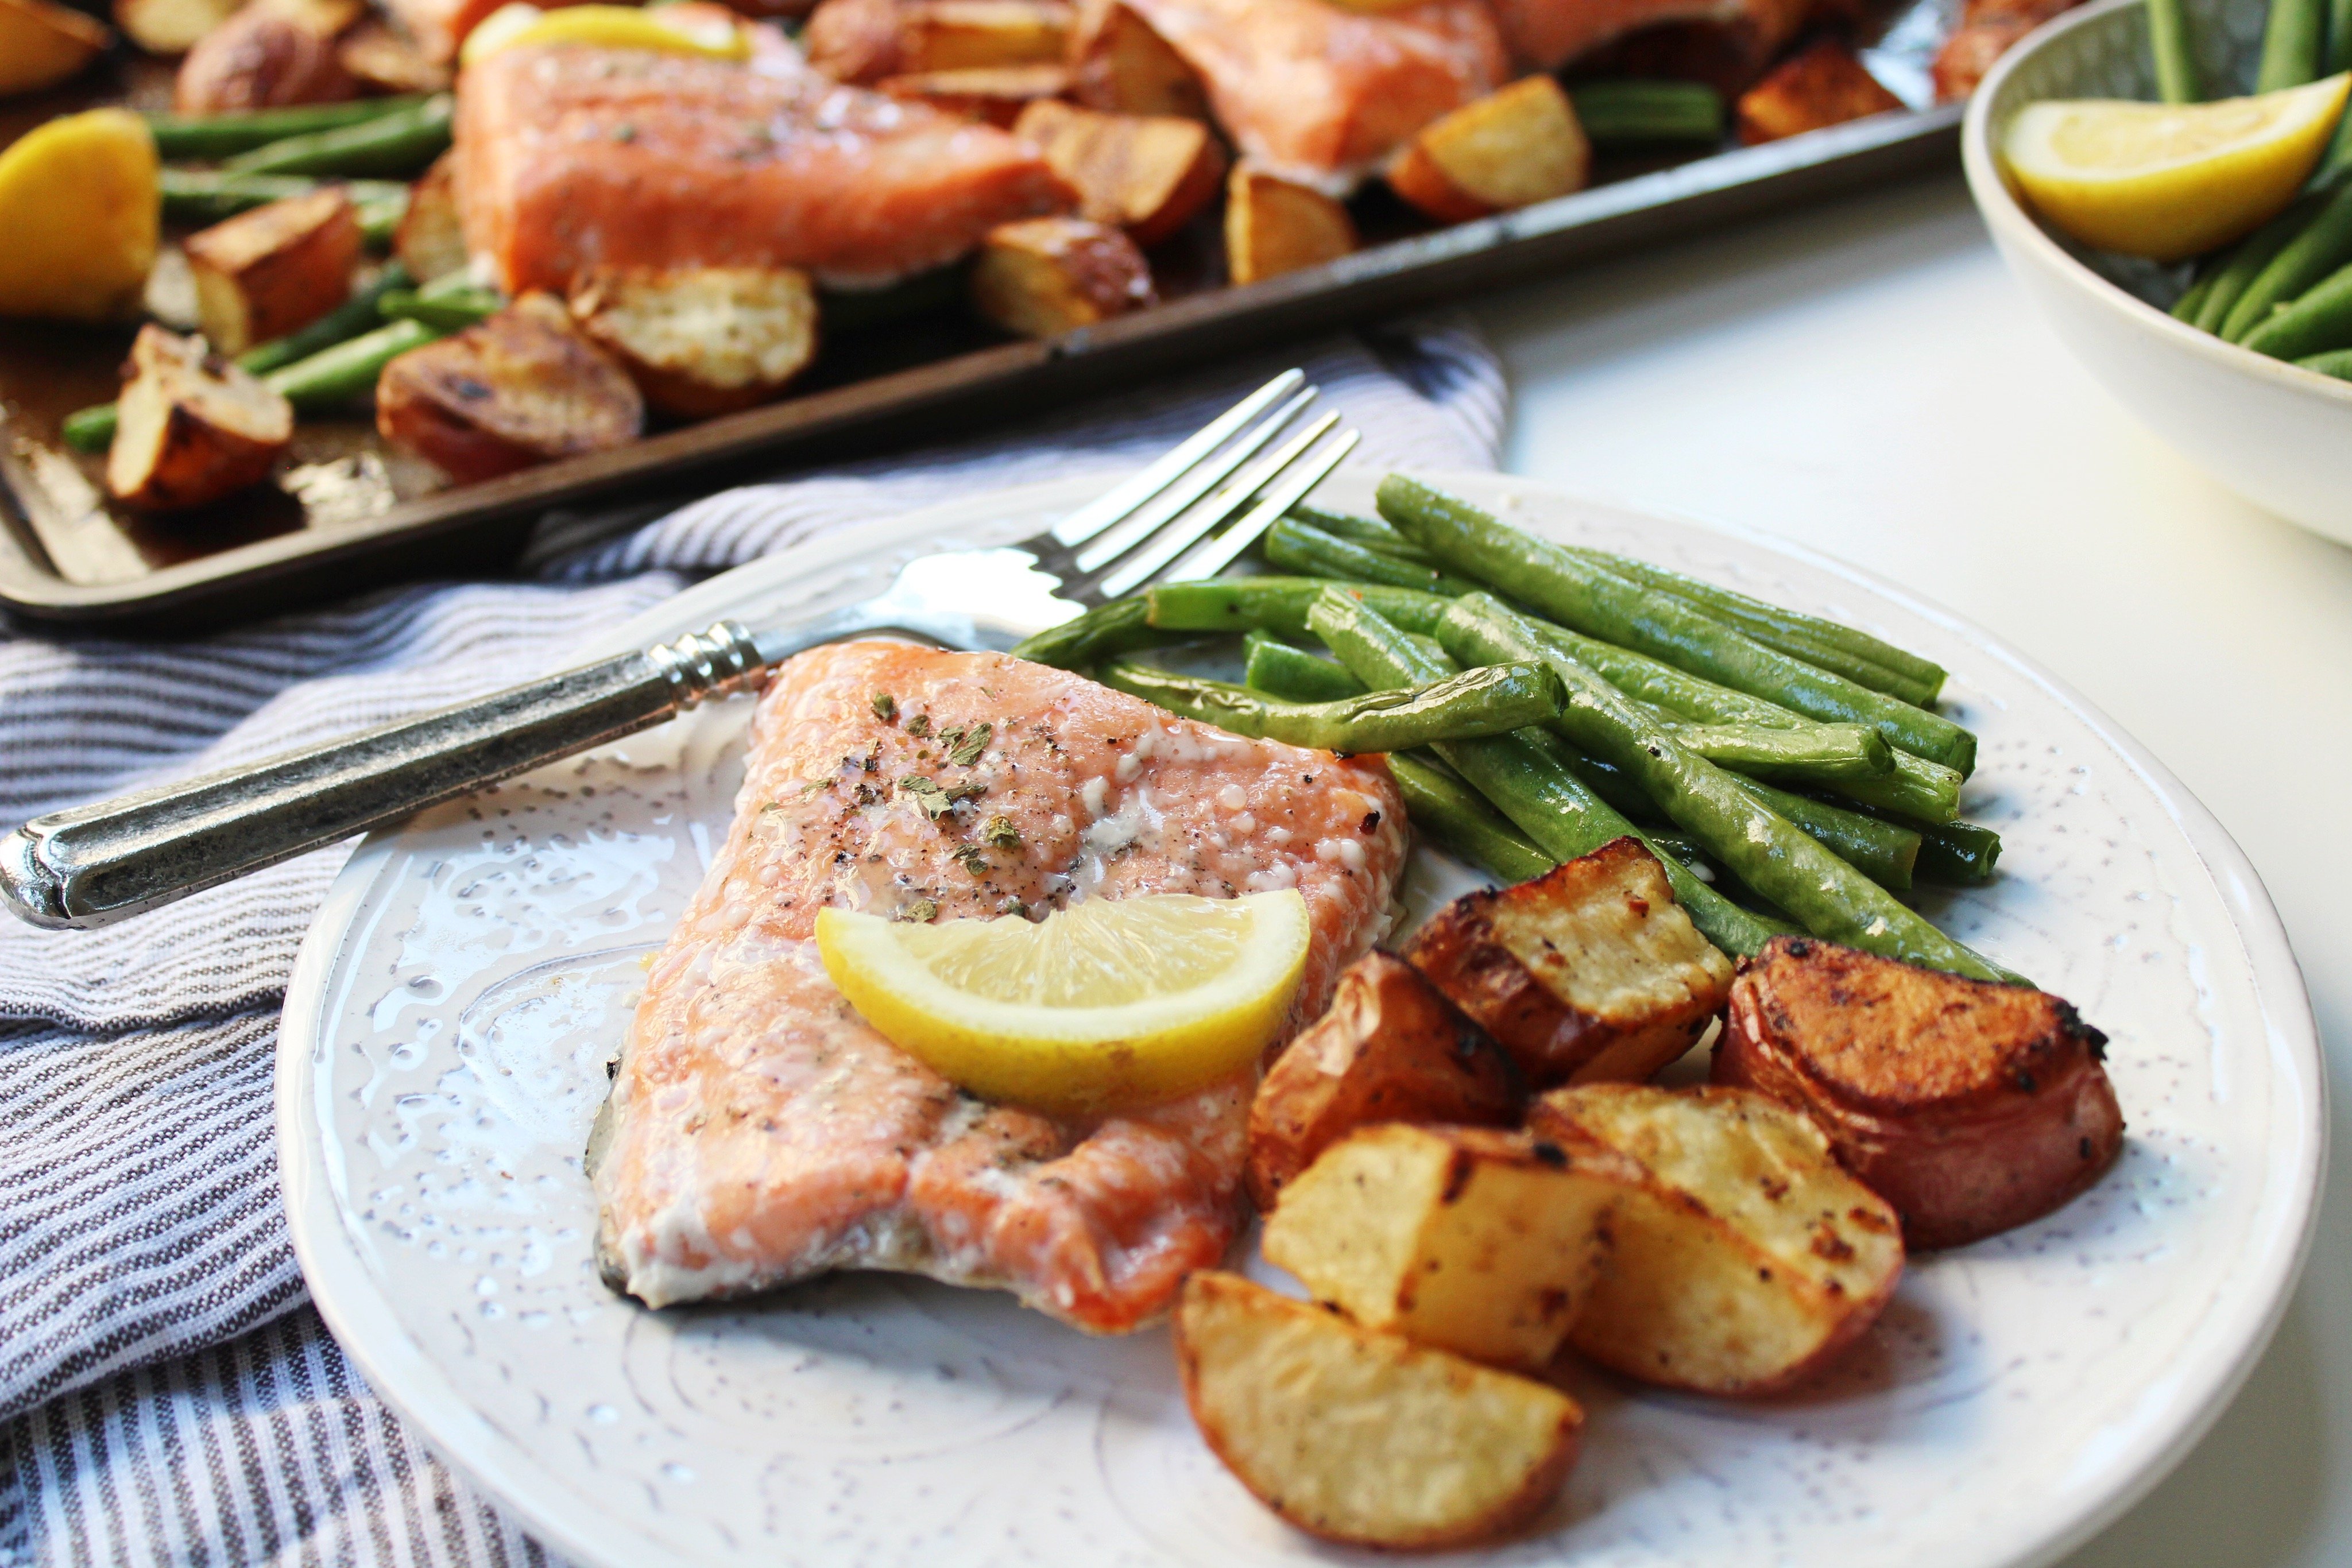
[455,42,1072,293]
[590,642,1409,1332]
[1487,0,1809,73]
[1120,0,1506,191]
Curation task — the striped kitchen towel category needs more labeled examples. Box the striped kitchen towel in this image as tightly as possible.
[0,316,1507,1567]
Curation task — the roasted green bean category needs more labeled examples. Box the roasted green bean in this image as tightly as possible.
[223,93,452,177]
[1243,630,1365,702]
[1145,577,1452,640]
[1387,752,1556,883]
[145,97,429,158]
[1264,518,1477,595]
[1098,659,1565,752]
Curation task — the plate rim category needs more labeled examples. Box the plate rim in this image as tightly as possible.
[276,467,2326,1568]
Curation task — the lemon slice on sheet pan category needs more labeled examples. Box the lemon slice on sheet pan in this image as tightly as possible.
[461,2,749,66]
[817,891,1312,1116]
[2000,75,2351,260]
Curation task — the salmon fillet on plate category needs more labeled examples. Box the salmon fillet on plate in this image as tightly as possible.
[590,642,1408,1333]
[457,41,1071,295]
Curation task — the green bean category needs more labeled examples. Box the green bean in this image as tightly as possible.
[1263,519,1479,595]
[144,96,428,159]
[2222,180,2352,341]
[1726,776,1918,891]
[1568,79,1725,144]
[2334,0,2352,72]
[2296,346,2352,376]
[1512,614,1962,820]
[224,93,452,177]
[1145,577,1452,640]
[1309,590,1790,957]
[1009,595,1173,668]
[1097,659,1565,752]
[1440,593,2011,979]
[2171,269,2218,322]
[1565,547,1946,706]
[60,405,117,452]
[1662,721,1893,785]
[2145,0,2200,102]
[377,287,502,331]
[1912,819,2003,884]
[1387,752,1556,883]
[160,169,409,225]
[2194,197,2319,332]
[1286,503,1429,560]
[263,319,442,411]
[2241,258,2352,359]
[2257,0,2325,90]
[356,187,408,247]
[1379,475,1977,775]
[1243,630,1365,702]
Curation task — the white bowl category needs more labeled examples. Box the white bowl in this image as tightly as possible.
[1962,0,2352,546]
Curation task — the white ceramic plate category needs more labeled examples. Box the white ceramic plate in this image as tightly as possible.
[279,469,2323,1568]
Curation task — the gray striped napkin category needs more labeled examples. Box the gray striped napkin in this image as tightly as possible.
[0,316,1506,1566]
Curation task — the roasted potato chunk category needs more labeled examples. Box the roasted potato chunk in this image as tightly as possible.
[879,63,1069,125]
[184,186,362,355]
[0,0,110,95]
[969,215,1154,336]
[337,18,452,92]
[106,325,293,511]
[1714,935,2123,1249]
[1247,951,1521,1208]
[1224,165,1356,285]
[1175,1272,1582,1550]
[1735,36,1904,144]
[1385,75,1588,224]
[114,0,238,57]
[376,292,643,483]
[393,152,469,284]
[175,0,362,112]
[1012,99,1225,246]
[806,0,1073,82]
[1932,0,2077,99]
[1529,1083,1904,1395]
[1066,0,1206,118]
[1263,1124,1627,1370]
[1405,836,1731,1089]
[567,264,818,418]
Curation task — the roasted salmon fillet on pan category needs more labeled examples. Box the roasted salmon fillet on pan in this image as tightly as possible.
[1486,0,1809,74]
[590,642,1409,1333]
[457,41,1071,294]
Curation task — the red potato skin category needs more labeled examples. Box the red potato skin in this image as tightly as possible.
[1244,951,1524,1209]
[1712,936,2123,1249]
[175,2,358,113]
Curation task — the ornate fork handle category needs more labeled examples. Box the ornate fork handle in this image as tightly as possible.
[1,622,792,932]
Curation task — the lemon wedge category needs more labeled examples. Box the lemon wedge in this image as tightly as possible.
[817,892,1312,1116]
[461,2,748,66]
[2001,75,2351,260]
[0,108,157,322]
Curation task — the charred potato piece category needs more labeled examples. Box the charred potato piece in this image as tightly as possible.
[175,0,362,112]
[879,63,1069,125]
[1405,837,1731,1089]
[1735,36,1903,144]
[1931,0,2077,100]
[107,325,292,510]
[1012,99,1225,246]
[969,215,1154,337]
[114,0,237,57]
[393,152,469,284]
[376,292,643,483]
[337,18,452,92]
[806,0,1072,82]
[1066,0,1206,118]
[0,0,111,94]
[1529,1082,1904,1395]
[1263,1124,1627,1371]
[1247,951,1521,1209]
[1224,165,1356,285]
[1175,1272,1582,1550]
[185,186,361,354]
[1385,75,1588,224]
[1713,935,2122,1248]
[567,264,818,419]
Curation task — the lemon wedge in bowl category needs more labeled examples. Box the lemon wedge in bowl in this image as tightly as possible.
[2000,74,2351,260]
[817,892,1311,1116]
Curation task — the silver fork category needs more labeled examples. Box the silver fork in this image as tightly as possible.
[1,371,1361,931]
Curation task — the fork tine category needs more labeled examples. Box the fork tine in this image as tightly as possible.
[1071,386,1317,574]
[1049,369,1307,549]
[1093,411,1343,598]
[1165,427,1362,583]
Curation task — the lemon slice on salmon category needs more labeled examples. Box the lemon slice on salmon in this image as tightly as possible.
[2001,75,2351,260]
[818,892,1312,1116]
[462,2,749,66]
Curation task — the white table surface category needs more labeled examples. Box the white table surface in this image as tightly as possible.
[1467,167,2352,1568]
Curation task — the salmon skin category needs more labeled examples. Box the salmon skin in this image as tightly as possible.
[590,642,1409,1333]
[457,42,1072,294]
[1488,0,1810,75]
[1120,0,1506,192]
